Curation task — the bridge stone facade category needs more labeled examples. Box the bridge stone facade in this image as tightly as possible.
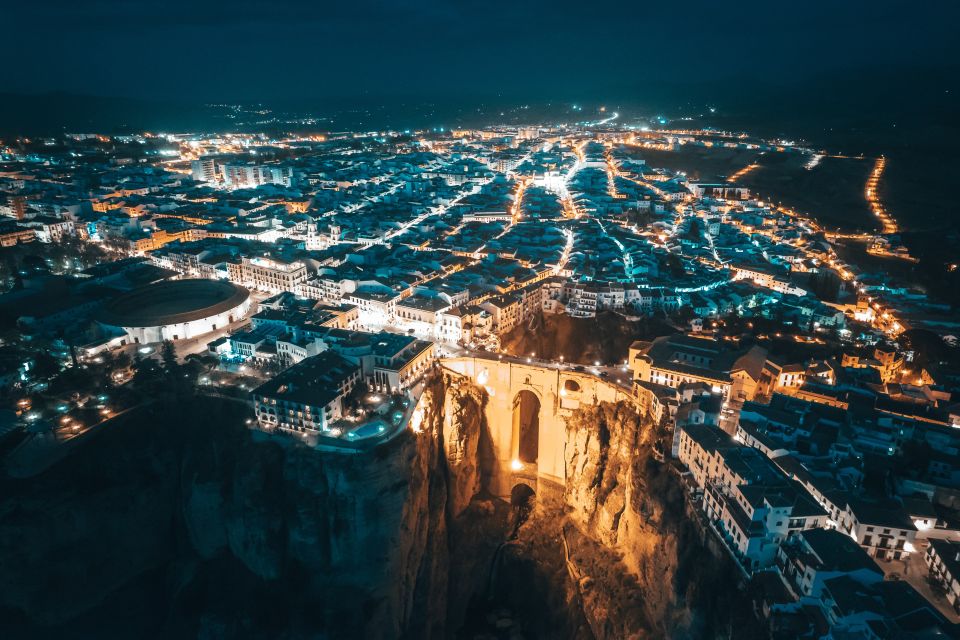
[440,356,635,498]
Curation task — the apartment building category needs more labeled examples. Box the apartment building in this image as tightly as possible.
[240,256,307,294]
[252,351,361,435]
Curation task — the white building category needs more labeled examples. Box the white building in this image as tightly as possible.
[191,157,219,183]
[252,351,361,436]
[222,164,293,189]
[840,500,918,562]
[677,423,827,572]
[240,256,307,294]
[28,216,75,243]
[98,279,252,344]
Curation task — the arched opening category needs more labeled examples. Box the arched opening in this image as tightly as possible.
[510,483,536,508]
[512,390,540,465]
[563,379,581,393]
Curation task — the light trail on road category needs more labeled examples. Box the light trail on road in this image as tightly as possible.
[865,157,898,235]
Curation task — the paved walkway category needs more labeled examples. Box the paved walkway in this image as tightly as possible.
[883,539,960,623]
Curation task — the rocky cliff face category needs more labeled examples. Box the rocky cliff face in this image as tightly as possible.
[438,378,485,518]
[561,401,761,639]
[0,374,758,639]
[0,377,485,640]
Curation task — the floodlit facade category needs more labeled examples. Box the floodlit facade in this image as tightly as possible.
[240,256,308,294]
[97,279,252,344]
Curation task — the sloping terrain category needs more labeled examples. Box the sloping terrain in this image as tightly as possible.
[500,311,675,365]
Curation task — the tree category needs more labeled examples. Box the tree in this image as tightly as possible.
[101,235,130,257]
[259,358,282,376]
[31,351,62,379]
[113,351,132,371]
[343,381,370,413]
[132,357,163,388]
[664,254,686,278]
[160,340,179,374]
[55,328,79,367]
[672,305,696,325]
[808,269,841,302]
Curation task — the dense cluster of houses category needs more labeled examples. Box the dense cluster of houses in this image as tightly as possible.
[625,330,960,635]
[3,125,922,350]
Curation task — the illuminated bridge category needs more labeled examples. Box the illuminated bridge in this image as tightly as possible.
[440,356,635,498]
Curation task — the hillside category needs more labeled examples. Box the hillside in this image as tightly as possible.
[499,311,675,365]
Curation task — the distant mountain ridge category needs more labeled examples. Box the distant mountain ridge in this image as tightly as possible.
[0,92,217,137]
[2,63,957,139]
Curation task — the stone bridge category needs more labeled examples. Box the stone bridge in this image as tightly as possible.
[440,356,635,499]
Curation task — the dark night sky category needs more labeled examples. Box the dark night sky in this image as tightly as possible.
[6,0,959,103]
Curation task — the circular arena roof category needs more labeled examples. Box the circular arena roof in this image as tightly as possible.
[98,279,250,328]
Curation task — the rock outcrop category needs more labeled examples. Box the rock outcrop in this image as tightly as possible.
[439,379,485,518]
[562,400,762,639]
[0,377,488,639]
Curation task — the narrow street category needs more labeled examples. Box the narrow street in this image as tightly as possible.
[884,540,960,624]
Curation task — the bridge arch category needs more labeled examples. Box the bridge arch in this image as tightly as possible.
[510,482,536,507]
[512,389,540,466]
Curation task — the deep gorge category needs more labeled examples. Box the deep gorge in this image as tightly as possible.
[0,373,762,639]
